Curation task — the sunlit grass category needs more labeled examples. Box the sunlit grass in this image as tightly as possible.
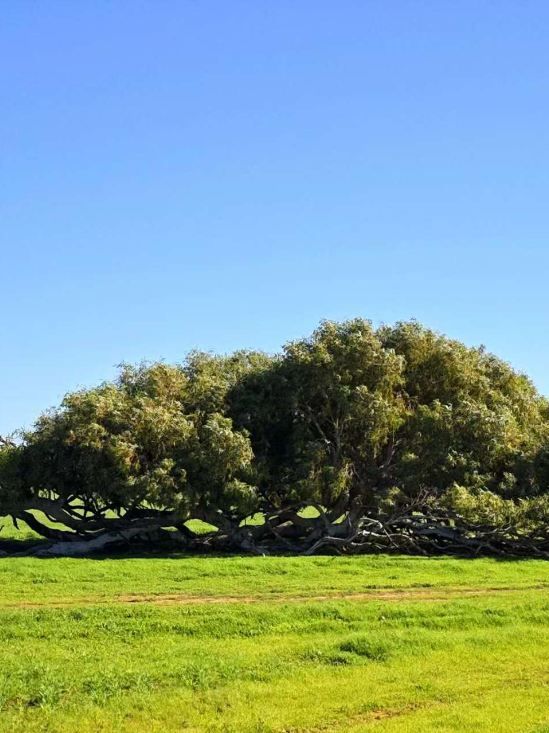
[0,552,547,732]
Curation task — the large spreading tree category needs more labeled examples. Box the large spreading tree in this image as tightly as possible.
[1,319,548,556]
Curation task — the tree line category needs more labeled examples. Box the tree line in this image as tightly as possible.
[1,319,548,556]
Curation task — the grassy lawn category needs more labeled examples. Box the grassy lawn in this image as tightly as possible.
[0,552,547,733]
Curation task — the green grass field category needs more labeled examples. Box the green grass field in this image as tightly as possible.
[0,513,548,732]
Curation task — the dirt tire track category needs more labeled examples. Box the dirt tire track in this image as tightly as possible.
[2,584,547,610]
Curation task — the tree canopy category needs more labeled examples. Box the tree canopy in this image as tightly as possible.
[1,319,548,556]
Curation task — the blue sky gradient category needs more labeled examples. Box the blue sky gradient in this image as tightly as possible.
[1,1,548,434]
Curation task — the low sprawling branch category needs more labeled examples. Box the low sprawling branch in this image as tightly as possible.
[2,497,547,558]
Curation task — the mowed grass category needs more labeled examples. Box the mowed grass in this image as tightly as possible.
[0,532,547,732]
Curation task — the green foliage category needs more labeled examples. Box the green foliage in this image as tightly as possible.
[442,484,549,530]
[380,321,549,500]
[10,362,255,522]
[279,319,406,508]
[0,441,29,516]
[230,319,549,515]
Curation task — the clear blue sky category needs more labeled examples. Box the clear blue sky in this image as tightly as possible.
[2,1,548,435]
